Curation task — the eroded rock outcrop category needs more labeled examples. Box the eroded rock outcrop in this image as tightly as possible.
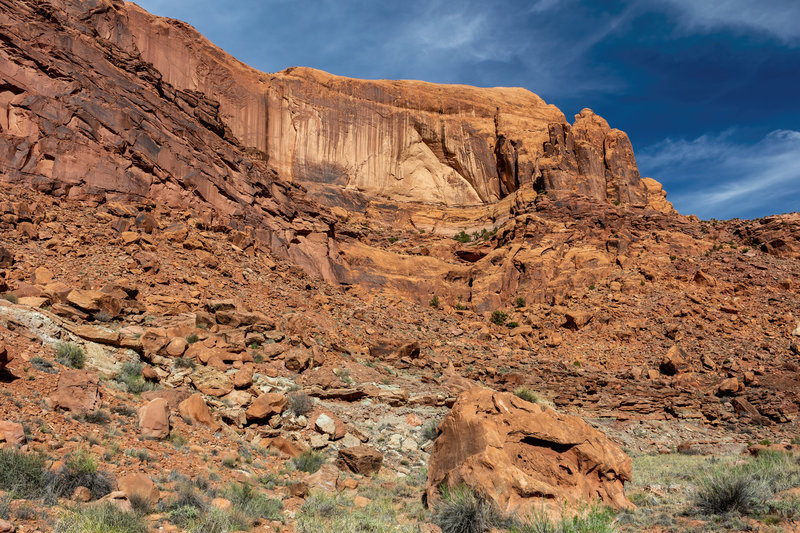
[70,1,670,210]
[426,387,633,517]
[0,0,344,281]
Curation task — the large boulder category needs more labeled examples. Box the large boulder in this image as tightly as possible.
[337,445,383,476]
[0,420,25,445]
[425,388,633,517]
[245,393,286,422]
[138,398,170,439]
[48,369,101,413]
[179,393,218,430]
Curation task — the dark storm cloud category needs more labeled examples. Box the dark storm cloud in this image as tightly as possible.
[135,0,800,219]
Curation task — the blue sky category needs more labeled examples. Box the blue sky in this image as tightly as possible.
[135,0,800,220]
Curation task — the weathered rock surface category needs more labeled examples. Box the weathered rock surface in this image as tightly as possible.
[426,388,633,516]
[0,0,344,282]
[118,473,160,506]
[48,369,101,413]
[112,6,670,210]
[138,398,170,439]
[336,445,383,476]
[178,393,218,430]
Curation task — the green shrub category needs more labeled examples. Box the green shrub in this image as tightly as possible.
[1,293,18,304]
[513,387,554,408]
[514,297,526,308]
[54,503,148,533]
[433,485,511,533]
[507,321,520,328]
[0,448,48,499]
[453,230,471,243]
[491,310,508,326]
[56,342,85,369]
[455,303,467,311]
[430,295,440,309]
[292,450,326,474]
[287,392,313,416]
[186,334,199,344]
[49,449,113,500]
[694,450,800,516]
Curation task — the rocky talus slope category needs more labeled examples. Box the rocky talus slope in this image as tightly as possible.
[1,0,800,532]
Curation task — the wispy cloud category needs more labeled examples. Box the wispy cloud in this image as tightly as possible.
[638,129,800,219]
[657,0,800,44]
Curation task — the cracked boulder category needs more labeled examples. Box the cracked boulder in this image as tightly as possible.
[425,387,633,517]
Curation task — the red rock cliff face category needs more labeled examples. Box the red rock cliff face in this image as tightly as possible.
[83,1,666,209]
[0,0,345,281]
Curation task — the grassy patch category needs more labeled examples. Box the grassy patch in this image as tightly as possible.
[618,450,800,531]
[226,482,283,522]
[296,491,417,533]
[513,505,619,533]
[0,448,48,499]
[54,503,147,533]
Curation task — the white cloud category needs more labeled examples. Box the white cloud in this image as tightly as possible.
[658,0,800,44]
[638,129,800,219]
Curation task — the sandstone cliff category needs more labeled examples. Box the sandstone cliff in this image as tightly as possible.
[78,0,670,210]
[0,0,344,281]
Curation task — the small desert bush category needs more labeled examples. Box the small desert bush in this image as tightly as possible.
[514,387,554,409]
[0,448,48,499]
[433,485,512,533]
[453,230,471,243]
[694,450,800,516]
[55,342,85,369]
[77,410,111,425]
[287,392,314,416]
[115,361,154,394]
[54,503,147,533]
[30,356,57,374]
[48,448,113,500]
[186,333,199,344]
[110,405,137,418]
[514,297,526,308]
[292,450,326,473]
[491,310,508,326]
[296,492,415,533]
